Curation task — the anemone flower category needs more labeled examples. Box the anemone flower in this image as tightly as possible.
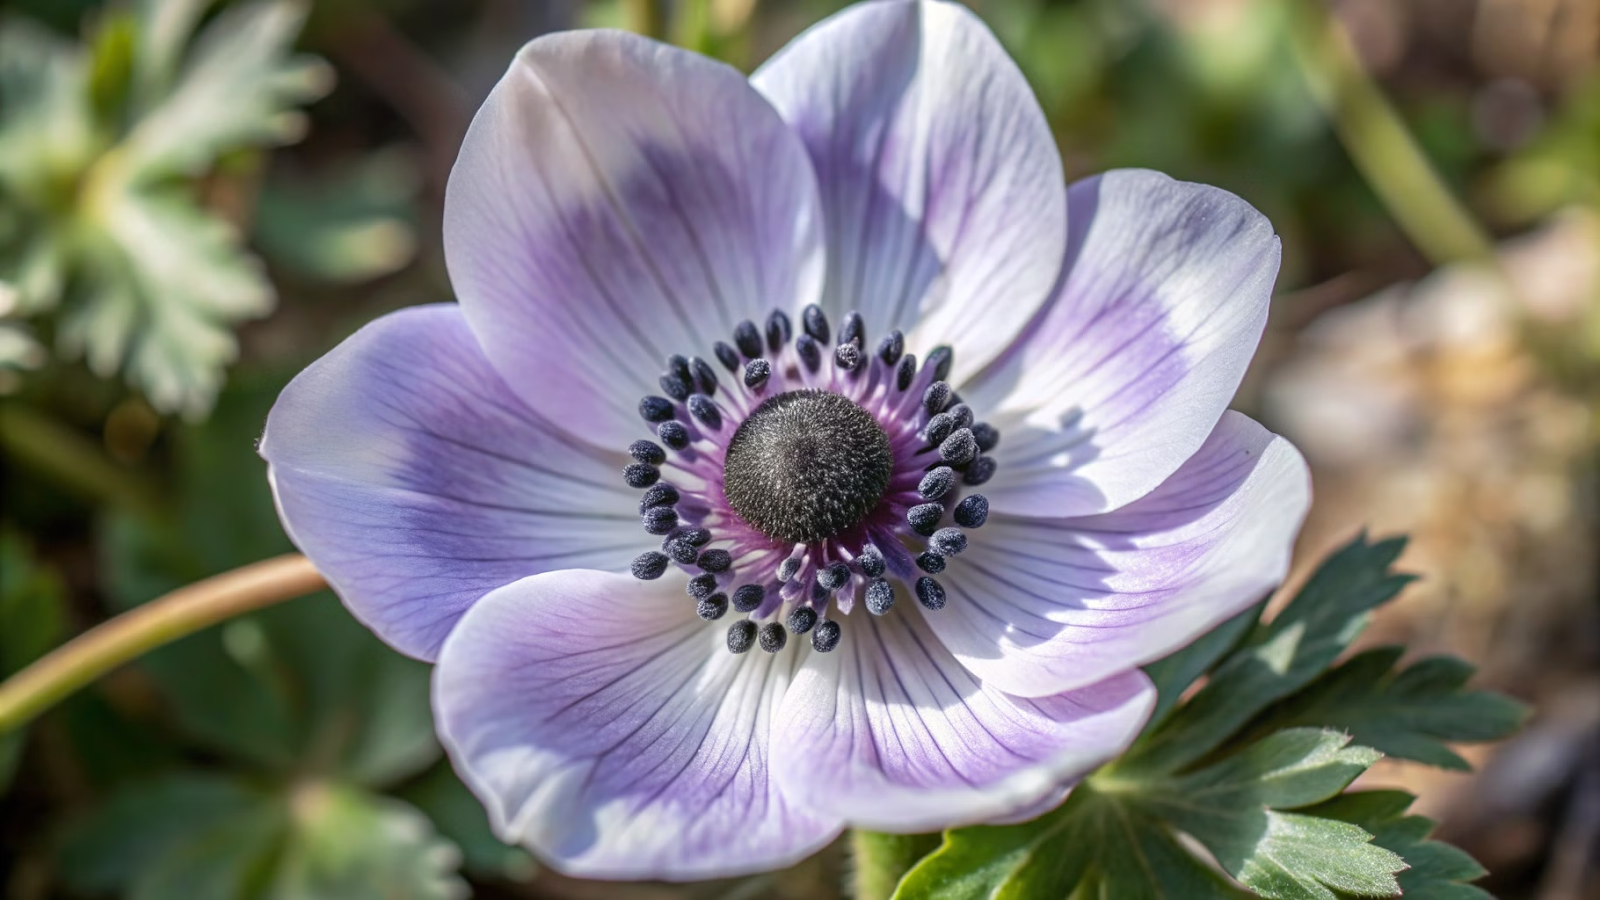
[261,0,1311,880]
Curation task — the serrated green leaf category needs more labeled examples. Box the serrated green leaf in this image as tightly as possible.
[1241,647,1527,770]
[1305,792,1491,900]
[1126,534,1414,773]
[1143,600,1264,730]
[265,784,468,900]
[1225,812,1403,900]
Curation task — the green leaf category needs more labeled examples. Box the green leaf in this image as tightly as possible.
[1126,533,1414,773]
[399,763,537,882]
[58,774,467,900]
[254,148,420,284]
[1241,647,1528,770]
[1142,600,1264,731]
[1304,792,1490,900]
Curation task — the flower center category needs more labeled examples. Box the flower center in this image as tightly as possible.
[722,390,893,544]
[618,304,1000,655]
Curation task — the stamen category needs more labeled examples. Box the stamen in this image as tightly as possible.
[877,330,904,366]
[865,578,895,615]
[834,342,862,372]
[639,396,674,422]
[896,355,916,391]
[624,463,660,489]
[667,355,692,386]
[924,413,955,446]
[923,381,952,415]
[812,620,841,652]
[972,422,1000,452]
[629,440,666,466]
[838,311,864,347]
[688,394,722,430]
[817,562,850,591]
[631,551,669,580]
[758,622,788,653]
[732,584,765,612]
[802,304,830,343]
[796,334,822,372]
[734,320,764,358]
[926,345,954,381]
[714,342,740,373]
[963,456,997,485]
[939,428,978,466]
[907,503,943,536]
[915,576,946,610]
[776,556,802,583]
[698,549,733,573]
[664,533,700,565]
[659,372,691,401]
[954,494,989,528]
[744,358,771,390]
[638,482,679,512]
[946,403,973,430]
[916,551,946,574]
[690,357,719,395]
[918,467,955,501]
[787,606,818,634]
[930,528,968,556]
[642,506,678,534]
[858,545,886,578]
[766,310,792,351]
[728,620,757,653]
[687,573,718,599]
[697,594,729,620]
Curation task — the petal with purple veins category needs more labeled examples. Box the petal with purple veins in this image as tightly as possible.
[929,412,1311,699]
[446,30,825,448]
[753,0,1065,383]
[434,570,842,879]
[771,606,1154,831]
[963,169,1282,519]
[261,305,654,662]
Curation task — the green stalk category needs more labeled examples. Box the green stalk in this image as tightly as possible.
[851,830,943,900]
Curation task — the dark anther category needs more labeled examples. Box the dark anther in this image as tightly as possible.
[923,381,952,415]
[810,580,829,602]
[667,354,692,385]
[907,502,943,537]
[624,463,660,489]
[642,506,679,535]
[812,620,842,652]
[688,394,722,430]
[924,413,956,447]
[971,423,1000,452]
[916,551,946,574]
[817,562,850,591]
[631,551,669,580]
[659,372,691,401]
[629,440,666,466]
[877,330,904,365]
[688,573,718,600]
[839,311,864,347]
[664,534,700,565]
[698,548,733,573]
[858,545,886,578]
[787,606,818,634]
[734,320,764,358]
[732,584,765,612]
[915,576,947,610]
[680,528,712,547]
[939,428,978,466]
[802,304,831,343]
[766,309,792,351]
[865,578,895,615]
[954,494,989,528]
[777,557,801,582]
[723,391,894,544]
[946,403,973,430]
[759,622,788,653]
[834,342,862,372]
[796,334,822,372]
[691,357,719,396]
[728,620,758,653]
[930,528,967,556]
[744,358,771,390]
[918,466,955,501]
[926,346,953,381]
[896,355,917,391]
[714,342,741,373]
[963,456,997,485]
[657,420,690,450]
[697,594,728,620]
[640,396,675,423]
[638,482,680,513]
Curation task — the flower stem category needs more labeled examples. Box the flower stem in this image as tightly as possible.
[1284,0,1494,265]
[0,553,326,735]
[851,830,943,900]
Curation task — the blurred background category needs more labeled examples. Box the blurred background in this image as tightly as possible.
[0,0,1595,898]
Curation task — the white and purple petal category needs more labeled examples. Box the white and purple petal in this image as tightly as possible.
[929,411,1311,698]
[964,169,1281,519]
[434,570,842,879]
[446,30,825,448]
[753,0,1066,382]
[772,607,1154,831]
[261,305,650,662]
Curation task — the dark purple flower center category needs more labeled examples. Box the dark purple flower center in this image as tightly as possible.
[622,304,1000,654]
